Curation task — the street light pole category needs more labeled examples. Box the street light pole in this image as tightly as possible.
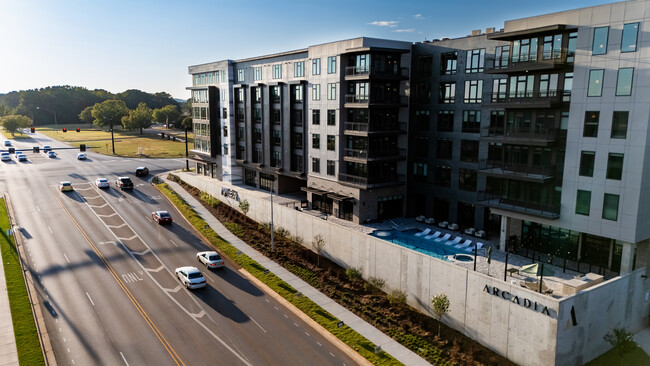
[36,106,57,131]
[185,127,189,171]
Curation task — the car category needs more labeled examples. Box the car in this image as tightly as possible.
[3,140,11,147]
[95,178,110,189]
[135,166,149,177]
[197,251,225,269]
[115,176,134,189]
[152,210,172,224]
[0,152,10,161]
[59,181,73,192]
[16,154,27,162]
[47,151,57,158]
[42,145,52,152]
[77,153,87,160]
[175,266,206,289]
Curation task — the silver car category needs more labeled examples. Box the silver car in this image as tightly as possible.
[175,266,206,289]
[197,251,225,269]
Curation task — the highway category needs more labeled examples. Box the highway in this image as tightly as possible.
[1,132,358,365]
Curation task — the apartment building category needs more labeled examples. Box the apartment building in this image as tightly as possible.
[187,38,411,224]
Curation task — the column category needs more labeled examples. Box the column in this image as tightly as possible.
[620,241,636,275]
[499,216,509,251]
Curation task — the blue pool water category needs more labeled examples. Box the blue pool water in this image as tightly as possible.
[369,229,473,261]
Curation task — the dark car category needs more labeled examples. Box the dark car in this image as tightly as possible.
[115,177,134,189]
[135,166,149,177]
[152,210,172,224]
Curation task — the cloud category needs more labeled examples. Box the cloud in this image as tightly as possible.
[394,29,414,33]
[414,14,425,19]
[368,21,398,27]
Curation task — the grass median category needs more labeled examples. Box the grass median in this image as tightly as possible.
[0,198,45,365]
[155,182,399,365]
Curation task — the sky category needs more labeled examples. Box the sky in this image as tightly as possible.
[0,0,615,99]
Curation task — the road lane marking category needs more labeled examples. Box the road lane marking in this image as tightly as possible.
[86,292,95,306]
[130,248,151,256]
[63,253,70,264]
[317,341,322,346]
[107,223,127,229]
[169,239,178,247]
[329,352,335,357]
[251,317,267,334]
[145,264,164,272]
[37,206,40,212]
[304,331,310,337]
[120,352,130,366]
[48,226,53,233]
[283,314,288,319]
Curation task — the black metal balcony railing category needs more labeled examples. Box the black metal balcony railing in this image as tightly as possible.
[339,173,405,187]
[477,191,560,219]
[486,50,573,73]
[481,126,565,142]
[344,121,407,133]
[479,160,556,178]
[344,148,405,160]
[345,66,409,78]
[490,89,570,105]
[345,94,407,105]
[345,94,369,103]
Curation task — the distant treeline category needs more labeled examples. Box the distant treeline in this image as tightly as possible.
[0,86,189,126]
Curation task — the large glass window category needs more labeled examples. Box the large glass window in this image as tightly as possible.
[327,56,337,74]
[611,111,628,139]
[579,151,595,177]
[592,27,609,55]
[272,65,282,79]
[312,158,320,173]
[606,153,624,180]
[512,38,538,62]
[458,168,477,191]
[538,74,558,97]
[465,49,485,73]
[492,78,507,102]
[587,70,604,97]
[312,58,321,75]
[437,111,454,132]
[312,134,320,149]
[327,135,335,151]
[603,194,619,221]
[440,52,457,75]
[621,23,639,53]
[271,86,280,103]
[508,75,534,98]
[462,111,481,133]
[293,85,303,102]
[237,69,244,82]
[312,84,320,101]
[583,111,599,137]
[326,160,335,176]
[576,190,591,216]
[312,109,320,125]
[460,140,479,162]
[417,55,433,75]
[327,83,337,100]
[567,32,577,63]
[436,139,452,159]
[494,46,509,69]
[439,82,455,103]
[434,165,451,187]
[616,68,634,96]
[294,61,304,77]
[463,80,483,103]
[327,110,335,125]
[254,67,262,81]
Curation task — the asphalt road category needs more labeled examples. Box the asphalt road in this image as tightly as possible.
[1,132,358,365]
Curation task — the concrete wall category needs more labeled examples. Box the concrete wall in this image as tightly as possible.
[176,171,648,366]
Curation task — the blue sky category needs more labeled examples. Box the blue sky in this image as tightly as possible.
[0,0,614,99]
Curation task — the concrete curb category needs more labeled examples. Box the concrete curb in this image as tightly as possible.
[4,193,57,366]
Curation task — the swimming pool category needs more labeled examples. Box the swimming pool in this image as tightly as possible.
[369,229,471,260]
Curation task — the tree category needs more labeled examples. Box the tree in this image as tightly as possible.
[121,102,153,134]
[238,199,250,216]
[604,328,638,365]
[431,293,450,338]
[312,234,325,267]
[0,115,32,136]
[0,103,11,117]
[78,105,95,124]
[91,99,128,130]
[181,116,193,130]
[152,105,180,128]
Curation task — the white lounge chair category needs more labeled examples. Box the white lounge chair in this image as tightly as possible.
[455,239,472,249]
[434,233,451,243]
[445,236,462,246]
[415,215,426,222]
[425,217,435,225]
[425,231,441,240]
[465,242,484,253]
[415,228,431,237]
[448,223,459,231]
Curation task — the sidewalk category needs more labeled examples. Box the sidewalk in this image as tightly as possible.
[164,178,431,366]
[0,244,19,366]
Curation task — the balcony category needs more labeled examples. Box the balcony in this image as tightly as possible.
[343,121,406,136]
[478,160,555,183]
[490,90,570,108]
[485,51,573,74]
[477,191,560,219]
[481,126,565,146]
[343,148,406,162]
[345,66,409,80]
[339,172,405,189]
[345,94,407,108]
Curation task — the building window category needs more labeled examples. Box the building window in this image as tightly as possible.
[541,34,563,59]
[222,108,227,119]
[458,168,477,191]
[583,111,599,137]
[272,65,282,79]
[253,87,261,103]
[254,127,262,143]
[592,27,609,55]
[616,68,634,96]
[509,75,534,98]
[567,32,577,62]
[270,86,280,103]
[271,151,281,168]
[237,126,244,141]
[417,55,433,75]
[576,190,591,216]
[434,165,451,187]
[462,111,481,133]
[492,78,507,102]
[606,153,624,180]
[494,46,509,69]
[603,193,619,221]
[460,140,479,162]
[413,162,428,182]
[414,136,428,157]
[222,125,228,137]
[327,110,336,126]
[414,83,431,103]
[312,58,321,75]
[272,129,281,145]
[465,49,485,73]
[327,135,335,151]
[253,108,262,122]
[253,148,262,164]
[579,151,595,177]
[463,80,483,103]
[312,134,320,149]
[294,61,304,77]
[611,111,628,139]
[236,88,244,103]
[327,83,337,100]
[538,74,559,98]
[587,69,604,97]
[326,160,335,176]
[310,110,320,125]
[293,132,303,149]
[311,158,321,173]
[254,67,262,81]
[293,85,303,102]
[439,82,455,104]
[271,108,281,124]
[237,69,244,82]
[512,38,538,62]
[311,84,320,101]
[440,52,457,75]
[223,143,228,155]
[327,56,337,74]
[621,23,639,53]
[415,110,430,131]
[436,138,452,160]
[437,111,454,132]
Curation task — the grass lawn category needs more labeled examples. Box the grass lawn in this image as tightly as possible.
[6,124,193,158]
[586,346,650,366]
[0,198,45,365]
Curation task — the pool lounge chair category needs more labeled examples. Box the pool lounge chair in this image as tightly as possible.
[445,236,462,246]
[465,242,484,253]
[425,231,441,240]
[415,215,426,222]
[415,228,431,237]
[455,240,472,250]
[434,233,451,243]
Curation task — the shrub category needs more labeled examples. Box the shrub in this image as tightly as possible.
[224,222,243,237]
[431,293,450,338]
[286,264,319,287]
[238,199,250,216]
[387,289,407,306]
[200,192,220,207]
[346,267,363,282]
[275,226,290,239]
[365,277,385,292]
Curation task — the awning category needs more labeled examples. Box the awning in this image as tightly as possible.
[327,192,355,201]
[187,154,218,164]
[300,186,328,195]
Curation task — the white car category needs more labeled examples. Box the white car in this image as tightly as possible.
[95,178,110,188]
[16,154,27,162]
[77,153,87,160]
[175,266,206,289]
[3,140,11,147]
[0,152,10,161]
[47,151,57,158]
[197,251,225,269]
[42,145,52,152]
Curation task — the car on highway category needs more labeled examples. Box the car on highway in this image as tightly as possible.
[47,151,57,158]
[43,145,52,152]
[0,152,10,161]
[175,266,206,289]
[95,178,110,189]
[59,181,73,192]
[152,210,172,224]
[16,154,27,162]
[135,166,149,177]
[77,153,87,160]
[3,140,11,147]
[197,251,225,269]
[115,176,133,189]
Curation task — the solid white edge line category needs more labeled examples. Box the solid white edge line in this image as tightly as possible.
[63,253,70,264]
[86,292,95,306]
[169,239,178,247]
[120,351,130,366]
[251,317,267,334]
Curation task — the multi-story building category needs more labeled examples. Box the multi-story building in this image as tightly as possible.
[188,38,411,224]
